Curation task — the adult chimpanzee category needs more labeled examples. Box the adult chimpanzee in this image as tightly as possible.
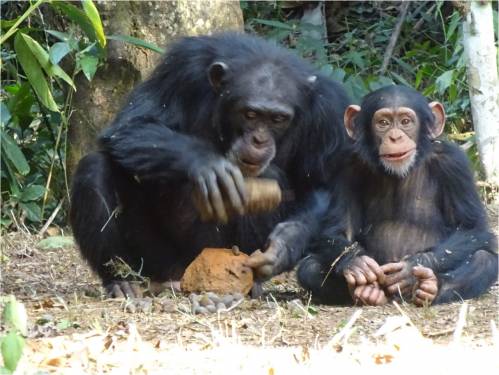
[70,33,351,298]
[298,85,498,306]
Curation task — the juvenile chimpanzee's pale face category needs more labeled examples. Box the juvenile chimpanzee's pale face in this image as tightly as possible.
[372,106,419,177]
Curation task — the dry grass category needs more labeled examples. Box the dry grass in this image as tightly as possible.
[1,230,498,373]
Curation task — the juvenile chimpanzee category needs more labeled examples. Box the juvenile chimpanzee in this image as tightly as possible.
[298,85,498,306]
[70,33,351,298]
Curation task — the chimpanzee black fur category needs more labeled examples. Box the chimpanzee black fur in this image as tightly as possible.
[70,33,351,297]
[298,85,498,305]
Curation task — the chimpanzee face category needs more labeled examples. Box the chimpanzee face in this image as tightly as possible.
[208,61,303,176]
[371,106,419,177]
[344,86,446,178]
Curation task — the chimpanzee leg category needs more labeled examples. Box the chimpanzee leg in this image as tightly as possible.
[297,254,351,304]
[70,152,185,297]
[434,250,498,304]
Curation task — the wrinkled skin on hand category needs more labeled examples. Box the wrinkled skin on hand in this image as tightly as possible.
[343,255,385,288]
[245,221,306,297]
[381,261,417,297]
[412,265,438,306]
[351,282,388,306]
[381,261,439,306]
[190,156,247,223]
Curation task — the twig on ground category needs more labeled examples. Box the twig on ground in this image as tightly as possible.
[328,308,362,347]
[452,302,468,343]
[38,199,64,236]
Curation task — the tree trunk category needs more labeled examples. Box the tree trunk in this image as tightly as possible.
[68,0,243,174]
[462,1,499,186]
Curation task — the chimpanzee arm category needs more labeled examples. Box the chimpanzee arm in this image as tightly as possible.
[406,142,497,272]
[265,189,333,275]
[100,116,218,182]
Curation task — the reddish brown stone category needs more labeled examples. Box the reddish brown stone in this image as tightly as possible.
[181,248,253,295]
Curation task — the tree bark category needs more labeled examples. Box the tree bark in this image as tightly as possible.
[68,0,243,174]
[462,1,499,186]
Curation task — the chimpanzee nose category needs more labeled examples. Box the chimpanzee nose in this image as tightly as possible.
[252,132,269,147]
[388,129,403,142]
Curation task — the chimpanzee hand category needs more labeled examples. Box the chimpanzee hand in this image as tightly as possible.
[351,282,388,306]
[190,156,247,223]
[380,261,417,297]
[343,255,385,289]
[412,266,438,306]
[245,221,304,293]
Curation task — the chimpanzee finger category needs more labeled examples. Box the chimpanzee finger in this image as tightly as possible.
[380,262,404,274]
[130,283,143,298]
[120,281,138,298]
[375,289,388,306]
[413,290,435,306]
[108,283,125,298]
[386,279,411,295]
[206,171,228,223]
[344,271,356,286]
[360,262,378,284]
[245,251,275,268]
[216,164,244,215]
[195,176,214,220]
[419,280,438,295]
[359,284,374,303]
[351,267,368,285]
[363,257,385,284]
[412,266,436,280]
[226,163,248,205]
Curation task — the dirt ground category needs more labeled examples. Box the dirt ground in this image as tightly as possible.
[1,230,498,373]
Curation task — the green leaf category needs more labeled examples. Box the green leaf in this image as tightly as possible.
[37,236,74,250]
[81,0,106,48]
[1,102,11,126]
[79,55,98,81]
[56,319,72,330]
[0,133,30,175]
[436,70,454,94]
[390,72,411,87]
[52,2,97,43]
[20,185,45,202]
[107,34,165,54]
[330,68,346,83]
[1,332,24,372]
[49,42,71,65]
[2,296,28,336]
[13,33,59,112]
[46,29,70,42]
[20,33,76,91]
[19,202,42,222]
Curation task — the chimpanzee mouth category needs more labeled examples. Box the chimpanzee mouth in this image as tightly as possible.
[381,148,415,161]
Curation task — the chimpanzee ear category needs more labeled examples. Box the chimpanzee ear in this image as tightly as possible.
[344,105,361,140]
[429,101,445,138]
[208,61,229,92]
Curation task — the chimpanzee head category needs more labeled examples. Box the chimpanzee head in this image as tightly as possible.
[207,60,316,177]
[344,85,445,177]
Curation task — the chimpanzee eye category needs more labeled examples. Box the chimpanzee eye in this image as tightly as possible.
[272,114,287,123]
[377,119,390,128]
[401,118,411,126]
[245,110,257,119]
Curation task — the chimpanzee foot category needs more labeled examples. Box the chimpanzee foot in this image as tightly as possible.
[412,266,438,307]
[189,292,245,314]
[149,280,182,295]
[105,280,143,298]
